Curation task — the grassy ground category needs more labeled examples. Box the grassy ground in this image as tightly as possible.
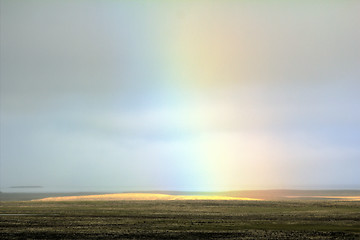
[1,200,359,239]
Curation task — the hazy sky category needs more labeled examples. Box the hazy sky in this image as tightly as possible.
[1,0,359,192]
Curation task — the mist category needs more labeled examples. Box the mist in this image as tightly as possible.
[1,0,360,192]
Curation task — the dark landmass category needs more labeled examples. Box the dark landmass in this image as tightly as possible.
[0,192,111,201]
[0,200,359,239]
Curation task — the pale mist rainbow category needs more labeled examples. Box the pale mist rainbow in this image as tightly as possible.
[101,2,293,192]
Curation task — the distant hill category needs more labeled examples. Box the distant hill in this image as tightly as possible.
[33,193,261,201]
[125,190,360,201]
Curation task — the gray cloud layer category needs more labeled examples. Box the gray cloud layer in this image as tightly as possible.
[1,0,359,191]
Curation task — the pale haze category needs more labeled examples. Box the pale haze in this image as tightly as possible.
[1,0,359,192]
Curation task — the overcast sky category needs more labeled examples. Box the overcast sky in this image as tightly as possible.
[1,0,359,192]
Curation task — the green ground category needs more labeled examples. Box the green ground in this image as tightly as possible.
[1,200,359,239]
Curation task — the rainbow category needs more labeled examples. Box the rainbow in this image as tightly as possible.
[97,1,290,192]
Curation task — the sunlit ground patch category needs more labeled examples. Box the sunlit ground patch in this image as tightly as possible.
[33,193,262,201]
[286,196,360,201]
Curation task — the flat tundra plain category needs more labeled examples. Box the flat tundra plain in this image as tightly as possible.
[1,200,360,239]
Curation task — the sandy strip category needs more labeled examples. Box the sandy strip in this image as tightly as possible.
[33,193,262,201]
